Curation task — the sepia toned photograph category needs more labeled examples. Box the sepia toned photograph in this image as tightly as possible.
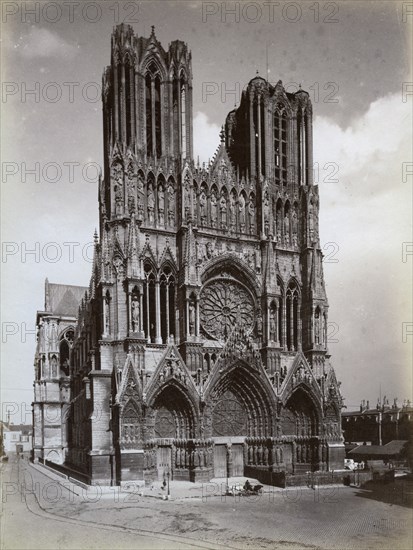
[1,1,412,548]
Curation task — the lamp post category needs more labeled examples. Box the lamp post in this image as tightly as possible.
[167,467,170,499]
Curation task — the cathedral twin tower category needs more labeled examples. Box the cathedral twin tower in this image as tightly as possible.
[32,24,344,485]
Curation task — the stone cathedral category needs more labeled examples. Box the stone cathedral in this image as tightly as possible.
[32,24,345,486]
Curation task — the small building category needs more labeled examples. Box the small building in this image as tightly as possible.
[1,422,33,454]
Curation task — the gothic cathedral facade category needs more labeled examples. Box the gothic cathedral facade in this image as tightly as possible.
[33,24,345,485]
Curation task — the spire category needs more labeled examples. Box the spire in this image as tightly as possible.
[45,278,50,311]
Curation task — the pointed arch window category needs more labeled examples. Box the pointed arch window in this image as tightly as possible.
[314,307,321,345]
[297,109,307,184]
[286,283,299,351]
[160,265,176,343]
[143,263,156,342]
[180,73,187,159]
[274,108,287,184]
[124,56,133,146]
[155,76,161,158]
[145,74,153,155]
[145,63,162,158]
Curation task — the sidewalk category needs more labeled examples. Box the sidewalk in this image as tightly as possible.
[128,476,279,501]
[32,461,344,502]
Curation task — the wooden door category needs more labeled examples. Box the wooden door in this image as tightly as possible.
[157,446,171,481]
[213,445,227,478]
[232,444,244,477]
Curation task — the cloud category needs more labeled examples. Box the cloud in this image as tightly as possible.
[313,93,412,406]
[313,93,412,199]
[193,111,221,163]
[19,27,78,60]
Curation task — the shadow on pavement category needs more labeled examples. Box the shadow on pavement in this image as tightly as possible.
[353,476,413,508]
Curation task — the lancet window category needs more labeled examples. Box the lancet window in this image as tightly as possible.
[274,108,287,184]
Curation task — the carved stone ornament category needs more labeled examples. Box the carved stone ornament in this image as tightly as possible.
[212,391,247,436]
[200,278,255,341]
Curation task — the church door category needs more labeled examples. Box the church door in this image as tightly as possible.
[232,444,244,476]
[157,446,172,481]
[213,445,227,478]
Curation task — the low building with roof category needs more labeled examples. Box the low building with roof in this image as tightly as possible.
[348,440,408,464]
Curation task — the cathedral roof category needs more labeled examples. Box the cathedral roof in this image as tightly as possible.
[45,281,88,317]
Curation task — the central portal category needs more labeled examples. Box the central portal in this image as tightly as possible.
[212,390,247,478]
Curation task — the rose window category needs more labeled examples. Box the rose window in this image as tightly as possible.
[200,278,255,340]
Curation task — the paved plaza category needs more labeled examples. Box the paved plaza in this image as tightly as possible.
[1,455,412,549]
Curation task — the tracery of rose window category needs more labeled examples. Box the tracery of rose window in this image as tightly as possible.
[200,278,255,341]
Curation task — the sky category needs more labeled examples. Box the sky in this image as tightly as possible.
[1,0,412,423]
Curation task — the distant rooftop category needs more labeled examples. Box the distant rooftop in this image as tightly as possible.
[349,440,408,457]
[1,423,32,434]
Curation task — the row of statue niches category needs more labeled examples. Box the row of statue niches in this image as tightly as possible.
[112,173,177,226]
[111,167,317,242]
[246,443,283,466]
[121,425,140,445]
[141,445,213,470]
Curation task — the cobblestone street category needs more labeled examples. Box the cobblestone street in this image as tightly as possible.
[2,457,412,549]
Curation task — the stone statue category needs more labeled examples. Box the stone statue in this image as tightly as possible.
[269,308,277,341]
[229,192,236,229]
[200,189,207,224]
[113,257,124,278]
[167,184,175,226]
[147,182,155,223]
[210,190,218,227]
[184,182,191,220]
[137,173,144,193]
[292,207,298,236]
[50,355,57,377]
[284,212,290,244]
[263,191,269,233]
[127,166,135,213]
[239,193,246,228]
[158,184,164,224]
[189,301,196,335]
[314,311,320,344]
[256,310,263,337]
[114,183,123,216]
[308,202,315,240]
[220,193,227,227]
[248,199,255,233]
[131,296,140,332]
